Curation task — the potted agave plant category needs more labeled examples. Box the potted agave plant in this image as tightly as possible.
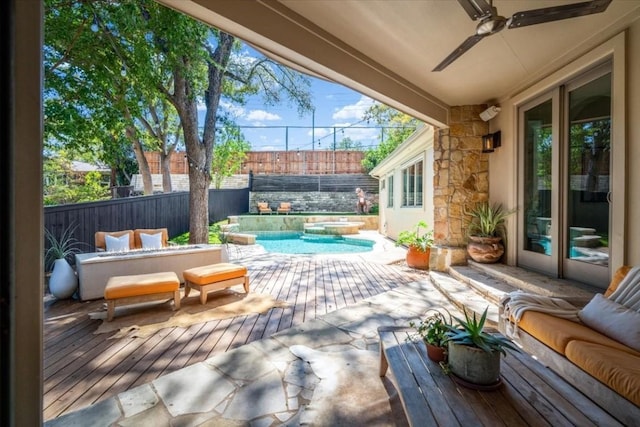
[396,220,434,270]
[45,224,85,299]
[409,308,453,363]
[444,307,519,387]
[465,202,514,263]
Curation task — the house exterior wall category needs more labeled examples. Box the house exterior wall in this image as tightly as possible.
[370,126,434,242]
[490,27,640,274]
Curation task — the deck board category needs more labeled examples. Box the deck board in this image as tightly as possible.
[43,257,424,421]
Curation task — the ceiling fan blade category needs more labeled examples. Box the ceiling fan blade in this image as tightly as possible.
[508,0,612,29]
[456,0,494,21]
[433,34,485,72]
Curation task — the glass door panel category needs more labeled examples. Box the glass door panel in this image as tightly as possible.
[563,72,611,284]
[518,95,558,275]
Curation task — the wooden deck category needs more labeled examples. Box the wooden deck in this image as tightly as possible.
[43,257,425,421]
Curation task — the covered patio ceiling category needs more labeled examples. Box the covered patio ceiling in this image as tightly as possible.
[156,0,640,127]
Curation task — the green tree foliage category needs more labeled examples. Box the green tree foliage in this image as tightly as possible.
[336,136,363,150]
[44,153,110,205]
[46,0,313,243]
[211,125,251,189]
[361,104,420,172]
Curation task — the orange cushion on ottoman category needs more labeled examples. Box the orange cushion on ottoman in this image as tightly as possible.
[104,271,180,321]
[183,263,249,304]
[183,263,247,285]
[105,272,180,299]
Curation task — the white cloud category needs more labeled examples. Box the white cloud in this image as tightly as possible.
[307,127,331,138]
[246,110,282,121]
[332,96,376,121]
[219,100,245,118]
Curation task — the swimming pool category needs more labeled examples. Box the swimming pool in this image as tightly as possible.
[255,231,374,255]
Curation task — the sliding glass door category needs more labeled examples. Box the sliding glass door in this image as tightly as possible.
[518,65,611,286]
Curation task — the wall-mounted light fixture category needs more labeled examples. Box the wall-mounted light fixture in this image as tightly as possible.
[480,105,501,122]
[482,130,501,153]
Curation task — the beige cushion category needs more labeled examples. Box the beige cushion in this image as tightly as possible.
[605,265,632,297]
[579,293,640,352]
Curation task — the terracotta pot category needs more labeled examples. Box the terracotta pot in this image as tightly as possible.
[426,343,447,363]
[406,245,430,270]
[467,236,504,263]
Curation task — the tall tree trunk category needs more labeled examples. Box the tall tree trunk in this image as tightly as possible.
[160,150,173,193]
[169,32,235,244]
[127,126,154,195]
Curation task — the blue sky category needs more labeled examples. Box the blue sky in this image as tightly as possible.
[202,45,383,152]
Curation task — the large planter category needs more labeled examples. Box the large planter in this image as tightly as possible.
[49,258,78,299]
[406,245,430,270]
[447,342,501,385]
[467,236,504,263]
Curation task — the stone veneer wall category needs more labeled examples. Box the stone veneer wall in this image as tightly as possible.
[431,105,490,271]
[249,192,379,214]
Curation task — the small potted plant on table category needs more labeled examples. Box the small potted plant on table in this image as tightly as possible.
[444,307,518,388]
[409,308,452,362]
[396,220,434,270]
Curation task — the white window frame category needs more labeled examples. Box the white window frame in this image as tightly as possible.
[401,158,423,208]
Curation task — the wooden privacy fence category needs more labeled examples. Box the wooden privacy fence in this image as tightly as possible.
[44,188,249,253]
[144,150,366,175]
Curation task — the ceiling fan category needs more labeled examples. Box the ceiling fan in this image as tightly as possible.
[433,0,613,71]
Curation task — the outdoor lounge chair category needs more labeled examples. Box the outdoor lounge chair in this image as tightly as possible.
[277,202,291,215]
[257,202,272,215]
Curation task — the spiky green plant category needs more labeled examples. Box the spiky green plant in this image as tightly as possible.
[445,307,519,356]
[466,202,514,238]
[44,223,86,268]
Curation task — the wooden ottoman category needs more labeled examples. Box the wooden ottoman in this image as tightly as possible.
[104,271,181,321]
[183,263,250,304]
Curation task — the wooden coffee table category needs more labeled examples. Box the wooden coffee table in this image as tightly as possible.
[378,326,622,426]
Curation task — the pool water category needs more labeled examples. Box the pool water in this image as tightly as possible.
[255,231,374,255]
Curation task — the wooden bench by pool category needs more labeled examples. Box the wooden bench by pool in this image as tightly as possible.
[104,271,181,321]
[183,263,250,304]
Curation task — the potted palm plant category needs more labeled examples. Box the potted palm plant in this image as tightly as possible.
[465,201,514,263]
[45,224,85,299]
[409,308,452,362]
[444,307,518,387]
[396,220,434,270]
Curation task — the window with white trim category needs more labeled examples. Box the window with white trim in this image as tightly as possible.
[387,175,394,208]
[402,160,423,207]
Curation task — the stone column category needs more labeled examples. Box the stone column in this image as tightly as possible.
[430,105,489,271]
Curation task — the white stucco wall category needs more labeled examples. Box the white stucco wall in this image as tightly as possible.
[371,126,435,242]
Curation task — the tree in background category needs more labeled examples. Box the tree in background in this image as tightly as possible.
[336,136,363,151]
[43,151,110,205]
[44,0,312,243]
[361,104,421,172]
[211,124,251,189]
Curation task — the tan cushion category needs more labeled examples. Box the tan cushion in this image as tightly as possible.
[518,311,640,356]
[105,272,179,299]
[95,230,134,251]
[133,228,169,249]
[183,263,247,286]
[579,293,640,352]
[604,265,632,297]
[565,340,640,406]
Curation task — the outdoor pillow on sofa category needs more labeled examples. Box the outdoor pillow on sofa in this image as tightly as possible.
[133,228,168,249]
[95,230,134,251]
[105,233,130,252]
[140,232,163,250]
[579,293,640,352]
